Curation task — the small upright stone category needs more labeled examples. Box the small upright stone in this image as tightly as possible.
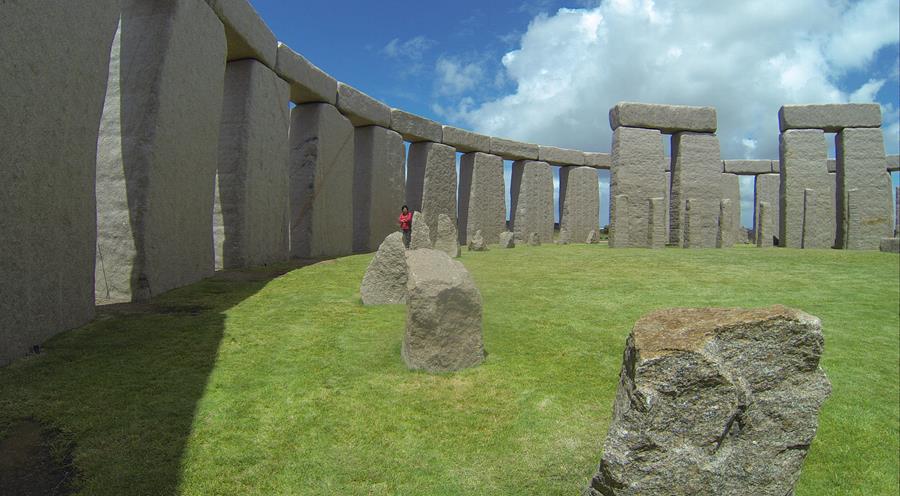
[757,201,774,248]
[434,213,460,258]
[586,230,599,244]
[647,197,666,249]
[360,232,407,305]
[880,237,900,253]
[409,211,431,250]
[499,231,516,248]
[529,232,541,246]
[557,227,571,245]
[717,199,735,248]
[467,230,488,252]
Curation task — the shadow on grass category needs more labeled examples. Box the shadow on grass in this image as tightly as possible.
[0,259,323,495]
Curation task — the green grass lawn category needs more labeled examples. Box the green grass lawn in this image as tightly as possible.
[1,244,897,495]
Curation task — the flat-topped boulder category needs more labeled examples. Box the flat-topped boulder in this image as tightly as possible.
[360,232,407,305]
[442,126,490,153]
[779,103,882,132]
[490,136,539,160]
[275,43,336,104]
[336,82,391,127]
[539,145,585,166]
[588,305,831,496]
[390,109,442,142]
[609,102,717,133]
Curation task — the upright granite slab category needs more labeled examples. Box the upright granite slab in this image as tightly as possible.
[0,0,118,364]
[360,232,407,305]
[409,211,432,250]
[802,189,832,248]
[559,167,600,243]
[96,1,226,302]
[353,126,405,252]
[721,172,742,244]
[434,214,460,258]
[214,59,290,270]
[404,142,457,238]
[587,306,831,496]
[754,174,781,246]
[778,103,881,132]
[647,198,666,248]
[458,152,506,245]
[836,127,892,249]
[610,127,666,248]
[610,102,717,133]
[289,103,354,258]
[895,186,900,237]
[510,161,554,244]
[757,201,774,247]
[669,132,722,247]
[682,198,716,249]
[717,199,735,248]
[779,130,834,248]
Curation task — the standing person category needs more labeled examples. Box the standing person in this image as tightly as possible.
[398,205,413,248]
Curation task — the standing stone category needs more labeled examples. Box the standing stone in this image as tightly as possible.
[510,160,554,244]
[610,127,666,248]
[360,232,407,305]
[587,230,600,244]
[96,2,226,303]
[664,171,671,242]
[499,231,516,248]
[780,130,834,248]
[406,142,457,237]
[682,199,715,249]
[880,237,900,253]
[755,174,781,246]
[458,152,506,245]
[529,232,542,246]
[721,172,742,243]
[895,186,900,237]
[836,127,892,249]
[434,213,460,258]
[717,199,735,248]
[557,227,571,245]
[214,59,290,270]
[587,306,831,496]
[1,0,119,364]
[757,201,774,247]
[409,211,432,250]
[670,132,722,247]
[289,103,354,258]
[403,249,484,373]
[353,126,405,252]
[802,189,832,249]
[467,230,489,252]
[647,198,666,249]
[560,167,600,243]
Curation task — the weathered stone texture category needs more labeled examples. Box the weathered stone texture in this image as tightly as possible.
[499,231,516,248]
[560,167,600,243]
[336,83,391,128]
[610,102,717,133]
[895,186,900,237]
[610,127,666,248]
[670,132,722,247]
[529,232,542,246]
[434,214,460,258]
[442,126,490,153]
[778,103,881,132]
[588,306,831,496]
[360,232,407,305]
[1,0,119,364]
[539,146,585,166]
[352,126,405,252]
[836,127,892,249]
[754,174,781,246]
[404,143,457,238]
[409,211,432,250]
[779,130,834,248]
[723,160,773,175]
[587,230,600,244]
[757,201,774,247]
[682,199,716,249]
[458,152,506,245]
[275,43,336,104]
[647,198,666,248]
[880,237,900,253]
[467,230,488,251]
[390,109,442,142]
[717,199,735,248]
[214,59,290,270]
[802,189,832,249]
[887,155,900,172]
[96,1,226,303]
[289,103,354,258]
[721,172,742,244]
[584,152,611,169]
[510,161,554,244]
[490,137,540,160]
[403,249,484,373]
[205,0,276,67]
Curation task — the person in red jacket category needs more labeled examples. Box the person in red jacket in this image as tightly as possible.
[398,205,413,248]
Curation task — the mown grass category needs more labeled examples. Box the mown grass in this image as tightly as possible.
[0,244,897,495]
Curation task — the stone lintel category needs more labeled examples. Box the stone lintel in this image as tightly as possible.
[390,109,442,143]
[275,42,337,104]
[442,126,490,153]
[538,145,585,166]
[336,82,390,127]
[610,101,717,133]
[490,136,539,160]
[722,160,774,175]
[778,103,882,133]
[205,0,277,68]
[583,152,611,169]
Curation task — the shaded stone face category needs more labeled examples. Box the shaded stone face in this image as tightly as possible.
[588,306,831,496]
[717,199,735,248]
[720,172,742,244]
[458,152,506,245]
[754,174,781,246]
[756,201,774,248]
[352,126,405,253]
[610,127,666,248]
[647,197,666,249]
[405,142,457,238]
[409,211,431,250]
[360,232,407,305]
[433,214,460,258]
[670,132,722,248]
[510,161,554,244]
[836,127,892,250]
[779,130,834,249]
[559,167,600,244]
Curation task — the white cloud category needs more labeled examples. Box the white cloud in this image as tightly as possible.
[435,57,484,95]
[382,36,435,60]
[849,79,886,102]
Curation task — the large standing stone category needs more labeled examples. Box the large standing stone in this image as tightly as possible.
[352,126,405,252]
[409,211,431,250]
[434,214,460,258]
[682,198,713,249]
[717,199,735,248]
[96,1,226,303]
[647,198,666,248]
[510,161,554,244]
[289,103,354,258]
[458,152,506,245]
[895,186,900,237]
[836,127,892,249]
[757,201,774,247]
[1,0,119,365]
[610,127,666,248]
[405,142,457,237]
[214,59,290,270]
[670,132,722,247]
[721,172,742,243]
[778,103,882,132]
[403,249,484,373]
[779,130,834,248]
[587,306,831,496]
[610,102,717,133]
[360,232,407,305]
[664,171,671,242]
[499,231,516,248]
[560,167,600,243]
[802,189,832,248]
[755,174,781,246]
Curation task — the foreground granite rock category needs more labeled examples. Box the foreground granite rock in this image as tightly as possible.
[360,232,407,305]
[402,249,484,372]
[588,305,831,496]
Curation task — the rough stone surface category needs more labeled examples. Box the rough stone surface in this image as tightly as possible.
[403,249,484,373]
[214,59,291,270]
[836,127,892,250]
[539,146,586,166]
[409,211,432,250]
[757,201,774,247]
[458,152,506,245]
[682,198,716,249]
[802,189,832,249]
[754,174,781,246]
[587,230,600,244]
[669,132,722,247]
[96,2,226,303]
[1,0,119,364]
[721,172,742,244]
[390,109,442,142]
[442,126,490,153]
[405,142,457,237]
[557,227,571,245]
[610,127,666,248]
[289,103,354,258]
[584,152,612,169]
[275,43,336,104]
[887,155,900,172]
[499,231,516,248]
[360,232,408,305]
[610,102,717,133]
[336,82,391,127]
[434,214,460,258]
[560,167,600,243]
[664,171,671,241]
[896,186,900,237]
[353,126,405,252]
[717,199,735,248]
[779,130,834,248]
[587,306,831,496]
[510,161,554,244]
[467,230,489,251]
[723,160,773,175]
[880,237,900,253]
[826,158,837,174]
[529,232,542,246]
[778,103,881,132]
[647,198,666,249]
[205,0,276,67]
[490,137,540,160]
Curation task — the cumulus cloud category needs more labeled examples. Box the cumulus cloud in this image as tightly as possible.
[435,57,485,95]
[382,36,435,60]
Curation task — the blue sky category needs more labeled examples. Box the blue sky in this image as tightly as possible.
[254,0,900,227]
